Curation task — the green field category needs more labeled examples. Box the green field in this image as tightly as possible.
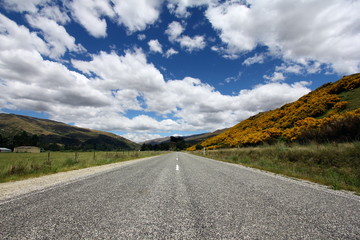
[191,142,360,194]
[0,151,163,183]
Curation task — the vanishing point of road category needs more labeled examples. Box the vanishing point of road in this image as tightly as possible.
[1,152,360,239]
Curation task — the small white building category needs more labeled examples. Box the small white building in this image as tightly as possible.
[0,148,12,153]
[14,146,40,153]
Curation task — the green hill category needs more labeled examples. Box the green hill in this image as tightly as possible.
[189,73,360,150]
[0,114,139,151]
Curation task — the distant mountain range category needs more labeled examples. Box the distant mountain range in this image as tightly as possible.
[141,128,227,146]
[0,114,139,150]
[189,73,360,150]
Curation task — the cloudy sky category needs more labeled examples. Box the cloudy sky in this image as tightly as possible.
[0,0,359,142]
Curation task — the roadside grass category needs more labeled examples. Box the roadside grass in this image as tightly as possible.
[0,151,164,183]
[190,142,360,194]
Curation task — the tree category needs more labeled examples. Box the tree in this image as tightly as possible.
[13,131,39,147]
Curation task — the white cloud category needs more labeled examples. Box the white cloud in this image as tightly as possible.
[69,0,115,38]
[112,0,163,33]
[72,48,165,92]
[236,81,311,113]
[137,34,146,41]
[263,72,286,82]
[275,63,303,75]
[69,0,163,36]
[25,15,85,58]
[2,1,70,25]
[0,14,49,55]
[243,53,266,66]
[165,21,184,42]
[177,35,206,52]
[165,21,206,52]
[165,48,179,58]
[39,5,71,24]
[210,45,239,59]
[0,49,111,113]
[2,0,49,13]
[167,0,215,18]
[206,0,360,74]
[148,39,163,54]
[121,133,162,143]
[224,72,242,84]
[206,2,256,53]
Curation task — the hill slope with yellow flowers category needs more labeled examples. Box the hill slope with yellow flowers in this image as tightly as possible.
[189,73,360,150]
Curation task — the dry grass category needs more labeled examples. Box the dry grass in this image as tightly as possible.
[0,151,164,183]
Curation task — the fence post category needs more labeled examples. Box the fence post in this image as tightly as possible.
[45,152,51,167]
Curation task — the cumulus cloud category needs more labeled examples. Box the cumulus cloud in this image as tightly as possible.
[69,0,115,38]
[148,39,163,54]
[25,15,84,58]
[137,34,146,41]
[206,0,360,74]
[0,49,110,112]
[165,48,179,58]
[121,133,162,143]
[72,48,165,92]
[68,0,163,36]
[38,5,71,24]
[1,1,83,59]
[166,21,206,52]
[0,14,49,55]
[177,35,206,52]
[167,0,215,18]
[112,0,163,33]
[2,0,49,13]
[236,81,311,113]
[165,21,184,42]
[243,53,266,66]
[263,72,286,82]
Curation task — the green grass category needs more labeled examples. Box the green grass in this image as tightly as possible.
[340,87,360,111]
[190,142,360,194]
[0,151,164,183]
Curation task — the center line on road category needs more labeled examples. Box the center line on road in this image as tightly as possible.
[176,164,179,171]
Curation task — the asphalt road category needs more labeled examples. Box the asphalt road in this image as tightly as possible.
[1,152,360,239]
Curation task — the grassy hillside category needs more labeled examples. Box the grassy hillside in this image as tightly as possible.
[189,73,360,150]
[0,114,139,151]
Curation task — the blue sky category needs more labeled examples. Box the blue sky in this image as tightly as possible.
[0,0,359,142]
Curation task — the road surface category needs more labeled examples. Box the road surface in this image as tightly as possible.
[1,152,360,239]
